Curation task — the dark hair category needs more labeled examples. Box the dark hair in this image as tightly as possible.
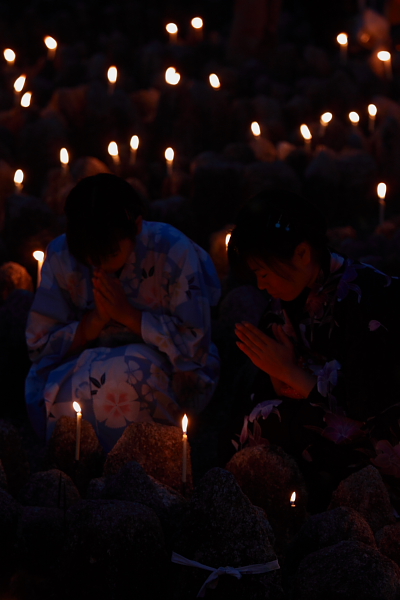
[228,189,328,275]
[64,174,145,266]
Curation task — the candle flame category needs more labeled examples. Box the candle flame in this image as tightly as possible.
[108,141,118,157]
[44,36,57,50]
[107,66,117,84]
[20,91,31,107]
[165,147,174,161]
[33,250,44,262]
[368,103,377,117]
[209,73,220,89]
[60,148,69,165]
[182,414,188,433]
[377,182,387,199]
[14,169,24,185]
[337,33,348,46]
[320,112,332,125]
[300,124,312,140]
[14,74,26,93]
[166,23,178,34]
[377,50,391,62]
[4,48,15,63]
[73,401,81,414]
[349,111,360,124]
[191,17,203,29]
[130,135,139,150]
[290,491,296,504]
[251,121,261,136]
[225,232,231,249]
[165,66,180,85]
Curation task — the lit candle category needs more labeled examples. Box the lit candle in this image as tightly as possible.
[44,36,57,60]
[319,112,332,136]
[14,169,24,193]
[20,91,31,108]
[165,147,174,175]
[290,491,296,507]
[251,121,261,137]
[166,22,178,44]
[300,124,312,152]
[182,414,188,483]
[165,66,180,85]
[191,17,203,41]
[33,250,44,286]
[108,141,120,172]
[337,32,348,63]
[349,111,360,128]
[130,135,139,164]
[209,73,220,89]
[377,50,392,80]
[13,74,26,105]
[3,48,15,67]
[73,401,82,461]
[368,103,377,133]
[107,65,117,94]
[225,232,231,250]
[60,148,69,171]
[377,182,387,225]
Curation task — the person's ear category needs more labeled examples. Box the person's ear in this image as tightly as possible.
[294,242,312,266]
[135,215,143,234]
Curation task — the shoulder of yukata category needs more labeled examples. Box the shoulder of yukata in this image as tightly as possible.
[45,234,90,291]
[143,220,187,252]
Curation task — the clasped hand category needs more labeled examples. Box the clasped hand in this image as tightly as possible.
[92,269,134,326]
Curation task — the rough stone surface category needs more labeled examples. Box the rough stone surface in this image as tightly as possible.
[15,506,65,565]
[226,445,307,553]
[376,524,400,567]
[104,422,193,492]
[294,541,400,600]
[0,419,30,496]
[62,499,168,600]
[172,467,283,600]
[286,507,376,571]
[46,415,105,494]
[329,465,396,532]
[86,476,106,499]
[0,488,21,564]
[18,469,80,509]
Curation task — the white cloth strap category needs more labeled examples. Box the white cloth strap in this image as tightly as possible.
[171,551,280,597]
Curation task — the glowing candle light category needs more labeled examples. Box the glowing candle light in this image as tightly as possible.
[73,401,82,461]
[290,491,296,507]
[182,414,188,484]
[165,147,174,175]
[377,50,392,79]
[368,104,377,133]
[20,91,31,107]
[60,148,69,170]
[251,121,261,137]
[33,250,44,286]
[377,182,387,225]
[14,169,23,193]
[319,112,332,136]
[225,232,231,250]
[44,36,57,60]
[14,74,26,94]
[349,111,360,127]
[166,22,178,43]
[3,48,15,66]
[209,73,220,89]
[337,32,348,62]
[300,124,312,152]
[165,66,180,85]
[107,65,117,94]
[108,141,120,171]
[191,17,203,41]
[130,135,139,164]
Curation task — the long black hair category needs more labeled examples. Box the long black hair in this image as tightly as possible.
[64,174,145,266]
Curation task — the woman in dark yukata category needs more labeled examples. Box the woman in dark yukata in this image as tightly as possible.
[228,189,400,498]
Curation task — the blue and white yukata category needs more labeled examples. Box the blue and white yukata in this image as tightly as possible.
[25,221,221,451]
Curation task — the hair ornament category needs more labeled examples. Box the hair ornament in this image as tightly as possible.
[285,223,290,232]
[275,215,282,228]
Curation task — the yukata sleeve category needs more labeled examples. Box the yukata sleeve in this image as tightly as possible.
[26,246,83,368]
[141,244,221,371]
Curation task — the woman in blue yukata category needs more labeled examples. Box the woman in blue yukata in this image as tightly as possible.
[25,174,221,451]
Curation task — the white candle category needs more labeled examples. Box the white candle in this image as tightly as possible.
[44,36,57,60]
[209,73,220,89]
[3,48,15,67]
[300,124,312,152]
[377,182,387,225]
[14,169,24,193]
[377,50,392,80]
[319,112,332,137]
[337,33,348,63]
[13,74,26,104]
[165,66,180,86]
[349,111,360,128]
[165,147,174,175]
[191,17,203,41]
[166,22,178,44]
[130,135,139,164]
[368,104,377,133]
[290,491,296,507]
[107,65,117,94]
[73,401,82,460]
[33,250,44,286]
[20,91,32,108]
[108,141,120,172]
[182,414,188,483]
[60,147,69,171]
